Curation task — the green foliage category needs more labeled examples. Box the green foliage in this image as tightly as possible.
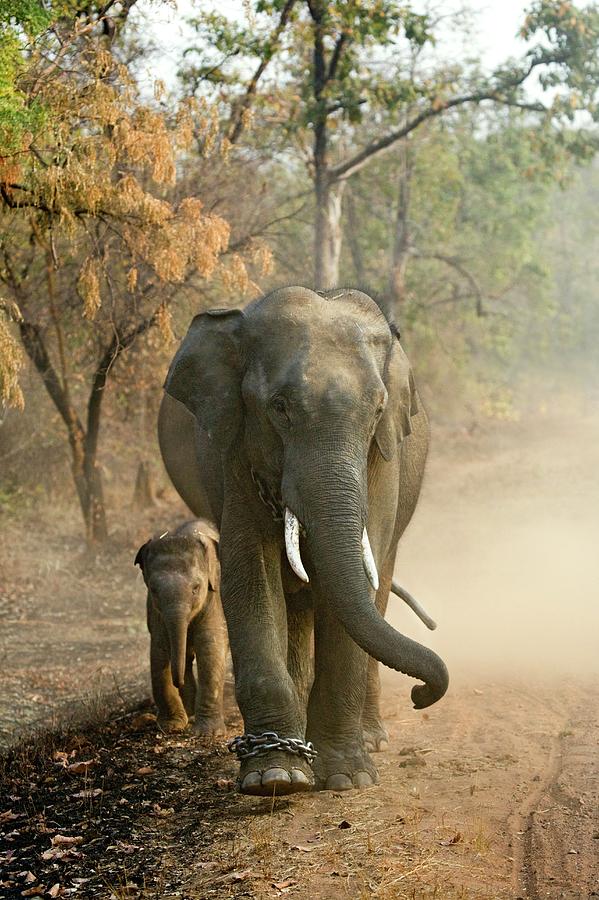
[521,0,599,112]
[0,2,50,150]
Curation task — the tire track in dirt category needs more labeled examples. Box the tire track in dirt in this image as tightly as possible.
[510,727,566,899]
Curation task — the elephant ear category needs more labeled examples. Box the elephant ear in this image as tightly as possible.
[196,533,220,593]
[374,336,419,461]
[163,308,244,448]
[134,540,151,575]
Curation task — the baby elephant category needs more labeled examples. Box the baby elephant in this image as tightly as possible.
[135,520,227,735]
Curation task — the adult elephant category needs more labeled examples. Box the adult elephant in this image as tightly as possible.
[158,286,448,794]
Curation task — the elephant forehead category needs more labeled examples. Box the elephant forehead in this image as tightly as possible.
[146,536,201,571]
[247,309,387,365]
[247,343,384,410]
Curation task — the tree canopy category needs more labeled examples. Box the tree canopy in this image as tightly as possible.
[1,0,597,540]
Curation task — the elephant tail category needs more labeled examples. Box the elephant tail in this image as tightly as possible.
[390,579,437,631]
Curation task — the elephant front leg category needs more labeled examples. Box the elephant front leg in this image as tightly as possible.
[179,651,197,719]
[221,507,314,795]
[192,596,227,738]
[150,634,188,732]
[307,602,378,791]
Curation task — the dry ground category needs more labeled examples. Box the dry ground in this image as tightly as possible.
[1,402,598,898]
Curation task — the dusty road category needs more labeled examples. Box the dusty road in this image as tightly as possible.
[1,406,598,897]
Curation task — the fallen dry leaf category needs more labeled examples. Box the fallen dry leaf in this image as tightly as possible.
[21,886,45,897]
[272,880,297,890]
[51,836,83,848]
[214,777,235,791]
[152,804,174,817]
[67,760,96,775]
[130,713,156,731]
[41,849,77,862]
[47,884,61,898]
[291,844,316,853]
[135,766,155,776]
[52,751,75,764]
[71,789,102,800]
[0,810,18,823]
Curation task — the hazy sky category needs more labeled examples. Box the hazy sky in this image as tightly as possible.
[134,0,536,91]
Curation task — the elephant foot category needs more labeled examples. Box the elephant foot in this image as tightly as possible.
[157,712,188,733]
[362,721,389,753]
[312,738,379,791]
[193,715,226,738]
[238,750,314,796]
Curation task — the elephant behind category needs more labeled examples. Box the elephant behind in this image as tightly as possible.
[158,286,448,793]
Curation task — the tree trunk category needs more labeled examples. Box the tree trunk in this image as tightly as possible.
[310,0,345,291]
[346,186,366,285]
[314,178,346,290]
[18,320,109,543]
[133,460,156,510]
[83,455,108,542]
[388,139,413,318]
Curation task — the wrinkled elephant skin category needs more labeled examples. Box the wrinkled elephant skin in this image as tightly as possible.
[135,519,227,736]
[158,287,449,793]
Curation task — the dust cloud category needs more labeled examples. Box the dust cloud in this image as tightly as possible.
[389,400,599,683]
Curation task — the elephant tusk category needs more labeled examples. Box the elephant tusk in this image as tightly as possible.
[284,508,310,583]
[362,528,379,592]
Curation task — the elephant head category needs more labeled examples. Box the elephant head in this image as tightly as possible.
[163,286,448,708]
[135,528,219,688]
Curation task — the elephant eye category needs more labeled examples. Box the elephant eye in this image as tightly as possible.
[271,395,291,425]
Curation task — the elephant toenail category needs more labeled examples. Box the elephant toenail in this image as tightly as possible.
[290,768,313,790]
[325,773,353,791]
[240,771,263,794]
[261,767,292,790]
[353,771,374,788]
[364,740,375,752]
[378,739,389,752]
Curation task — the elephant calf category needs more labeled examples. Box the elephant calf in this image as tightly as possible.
[135,520,227,735]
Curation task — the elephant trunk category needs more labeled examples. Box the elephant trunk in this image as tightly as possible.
[288,449,448,709]
[165,611,188,689]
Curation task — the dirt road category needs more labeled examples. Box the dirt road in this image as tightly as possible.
[1,406,598,897]
[1,674,597,898]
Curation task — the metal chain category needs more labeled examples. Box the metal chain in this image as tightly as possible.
[228,732,318,764]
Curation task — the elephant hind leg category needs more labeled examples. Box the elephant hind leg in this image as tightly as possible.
[362,655,389,752]
[286,589,314,732]
[361,568,392,752]
[180,651,197,718]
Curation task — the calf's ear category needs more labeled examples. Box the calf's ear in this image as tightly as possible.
[196,533,221,594]
[134,540,151,571]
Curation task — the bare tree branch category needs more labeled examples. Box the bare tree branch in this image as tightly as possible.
[329,57,551,182]
[414,252,486,316]
[227,0,297,144]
